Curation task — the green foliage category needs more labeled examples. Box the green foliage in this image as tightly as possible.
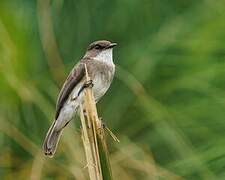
[0,0,225,179]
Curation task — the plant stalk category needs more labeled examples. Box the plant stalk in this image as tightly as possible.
[79,64,113,180]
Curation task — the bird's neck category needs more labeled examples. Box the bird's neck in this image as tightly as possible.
[94,49,114,66]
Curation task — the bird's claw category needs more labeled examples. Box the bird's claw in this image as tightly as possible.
[84,80,94,88]
[77,80,94,97]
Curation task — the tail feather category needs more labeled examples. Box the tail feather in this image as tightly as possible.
[43,121,62,157]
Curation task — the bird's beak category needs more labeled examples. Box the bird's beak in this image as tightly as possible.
[106,42,117,49]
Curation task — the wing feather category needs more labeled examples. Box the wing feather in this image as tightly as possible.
[55,62,85,119]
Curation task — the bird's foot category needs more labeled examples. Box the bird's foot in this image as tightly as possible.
[84,80,94,88]
[77,80,94,97]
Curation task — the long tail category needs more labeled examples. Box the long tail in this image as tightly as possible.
[43,121,63,157]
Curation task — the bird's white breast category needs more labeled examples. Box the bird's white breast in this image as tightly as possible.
[93,48,115,100]
[94,48,114,66]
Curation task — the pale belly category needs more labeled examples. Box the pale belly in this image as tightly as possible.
[92,74,111,102]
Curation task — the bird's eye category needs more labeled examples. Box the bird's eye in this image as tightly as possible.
[95,45,101,49]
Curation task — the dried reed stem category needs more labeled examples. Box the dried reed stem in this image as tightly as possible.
[79,64,113,180]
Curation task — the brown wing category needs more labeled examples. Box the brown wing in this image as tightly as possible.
[55,62,85,119]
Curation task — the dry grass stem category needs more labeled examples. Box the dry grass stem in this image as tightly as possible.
[79,64,113,180]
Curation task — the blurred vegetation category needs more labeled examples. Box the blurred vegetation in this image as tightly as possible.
[1,0,225,179]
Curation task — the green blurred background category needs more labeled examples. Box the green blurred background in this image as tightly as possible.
[1,0,225,179]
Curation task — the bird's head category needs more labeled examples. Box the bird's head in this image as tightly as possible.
[84,40,117,63]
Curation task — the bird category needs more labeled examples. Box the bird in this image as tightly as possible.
[43,40,117,156]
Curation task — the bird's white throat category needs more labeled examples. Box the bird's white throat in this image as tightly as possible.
[94,48,114,65]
